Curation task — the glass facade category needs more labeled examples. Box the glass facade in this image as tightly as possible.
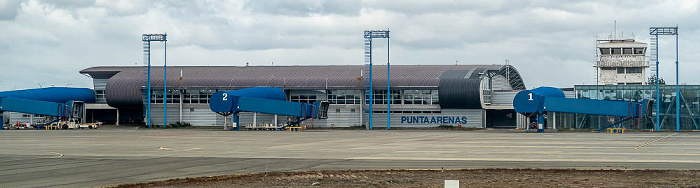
[145,89,441,106]
[95,90,106,103]
[328,90,362,104]
[150,89,217,104]
[372,90,401,104]
[569,85,700,130]
[290,90,327,104]
[401,90,439,105]
[599,47,646,55]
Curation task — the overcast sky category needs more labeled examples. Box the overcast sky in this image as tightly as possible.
[0,0,698,91]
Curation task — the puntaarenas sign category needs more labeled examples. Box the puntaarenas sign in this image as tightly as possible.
[400,115,468,125]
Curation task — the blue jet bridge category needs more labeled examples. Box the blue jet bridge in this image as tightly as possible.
[210,87,329,130]
[513,87,652,132]
[0,87,95,129]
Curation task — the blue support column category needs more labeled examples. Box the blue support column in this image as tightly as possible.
[164,38,167,128]
[369,41,373,130]
[233,113,239,131]
[675,32,680,132]
[387,35,390,130]
[147,42,152,128]
[655,34,660,132]
[537,112,544,133]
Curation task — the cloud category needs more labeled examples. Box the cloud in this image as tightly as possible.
[363,0,508,15]
[42,0,95,8]
[94,0,146,15]
[0,0,21,20]
[0,0,699,91]
[245,0,361,16]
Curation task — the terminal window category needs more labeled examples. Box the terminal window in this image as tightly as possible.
[611,48,622,54]
[623,48,633,54]
[626,67,643,74]
[328,90,360,104]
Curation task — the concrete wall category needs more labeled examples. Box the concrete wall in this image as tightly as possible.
[150,104,219,126]
[600,69,645,85]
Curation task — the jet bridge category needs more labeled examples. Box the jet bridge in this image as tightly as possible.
[210,87,329,131]
[0,87,95,129]
[513,87,651,132]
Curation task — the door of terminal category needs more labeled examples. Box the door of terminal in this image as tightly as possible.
[485,109,516,128]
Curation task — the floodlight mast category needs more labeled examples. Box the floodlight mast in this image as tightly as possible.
[649,26,678,132]
[363,30,389,130]
[142,34,167,128]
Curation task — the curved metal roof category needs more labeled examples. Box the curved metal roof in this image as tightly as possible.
[80,65,526,108]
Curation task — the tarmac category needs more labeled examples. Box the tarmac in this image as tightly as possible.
[1,126,699,187]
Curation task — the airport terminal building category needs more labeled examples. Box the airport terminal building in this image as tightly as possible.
[79,65,525,128]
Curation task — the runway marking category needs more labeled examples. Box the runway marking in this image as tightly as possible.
[634,133,678,151]
[534,151,561,154]
[159,146,200,151]
[49,152,63,158]
[145,133,196,137]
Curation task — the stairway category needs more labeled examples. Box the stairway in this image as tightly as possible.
[649,34,658,78]
[363,38,373,129]
[142,40,151,125]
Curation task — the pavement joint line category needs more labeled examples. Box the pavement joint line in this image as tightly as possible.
[634,133,678,151]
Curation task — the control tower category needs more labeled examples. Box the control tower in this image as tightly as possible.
[595,39,649,85]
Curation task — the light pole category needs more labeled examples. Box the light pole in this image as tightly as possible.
[142,34,167,128]
[649,26,679,131]
[363,30,390,129]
